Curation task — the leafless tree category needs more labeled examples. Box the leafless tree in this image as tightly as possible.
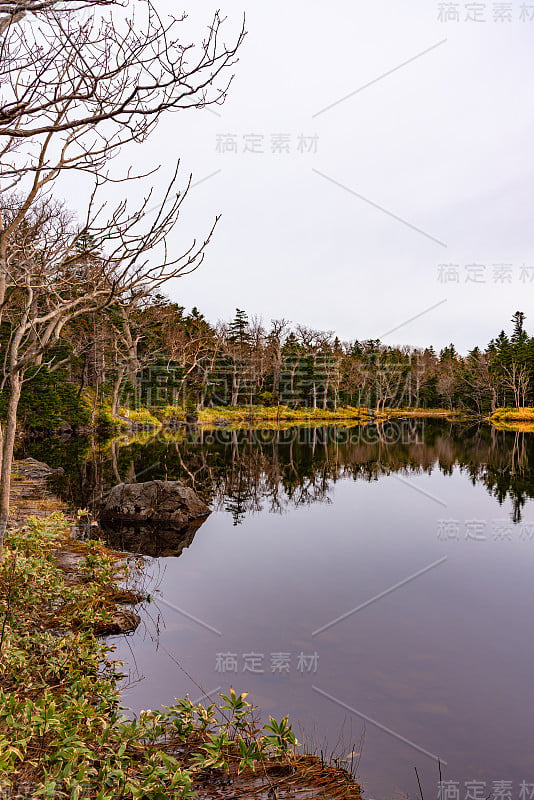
[158,311,220,409]
[341,347,367,410]
[0,3,244,136]
[295,325,334,409]
[371,353,406,412]
[437,358,460,410]
[0,1,244,552]
[0,0,117,34]
[0,182,215,547]
[502,362,530,409]
[462,350,501,413]
[266,318,290,402]
[0,0,111,10]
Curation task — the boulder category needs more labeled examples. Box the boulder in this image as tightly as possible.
[14,458,59,478]
[100,480,210,525]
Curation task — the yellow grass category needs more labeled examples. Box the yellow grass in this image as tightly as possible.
[490,407,534,421]
[195,405,381,424]
[488,407,534,431]
[384,407,469,418]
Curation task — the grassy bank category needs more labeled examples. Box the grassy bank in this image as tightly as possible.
[110,404,385,431]
[0,514,362,800]
[382,408,473,419]
[488,407,534,432]
[489,407,534,422]
[121,404,462,429]
[164,404,383,425]
[10,398,481,435]
[121,405,474,429]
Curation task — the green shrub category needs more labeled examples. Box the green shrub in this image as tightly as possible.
[0,369,91,430]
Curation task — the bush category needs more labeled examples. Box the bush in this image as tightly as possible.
[0,369,91,430]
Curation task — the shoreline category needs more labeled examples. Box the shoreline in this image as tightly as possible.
[13,407,534,451]
[17,405,479,436]
[0,462,363,800]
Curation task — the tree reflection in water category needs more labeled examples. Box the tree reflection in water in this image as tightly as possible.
[18,420,534,535]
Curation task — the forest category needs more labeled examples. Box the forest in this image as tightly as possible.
[4,300,533,429]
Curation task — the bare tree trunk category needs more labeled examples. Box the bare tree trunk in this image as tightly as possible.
[0,373,21,555]
[231,363,240,406]
[120,309,141,405]
[290,363,297,402]
[91,374,100,428]
[111,439,121,484]
[0,210,6,329]
[111,365,126,416]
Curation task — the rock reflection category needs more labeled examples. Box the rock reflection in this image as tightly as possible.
[98,519,207,558]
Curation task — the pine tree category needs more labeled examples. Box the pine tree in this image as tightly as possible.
[511,311,527,343]
[228,308,250,345]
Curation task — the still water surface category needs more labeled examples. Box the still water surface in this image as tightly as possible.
[22,420,534,799]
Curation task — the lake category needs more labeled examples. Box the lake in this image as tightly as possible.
[20,419,534,800]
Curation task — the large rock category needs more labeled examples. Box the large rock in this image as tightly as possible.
[14,458,61,478]
[100,480,210,525]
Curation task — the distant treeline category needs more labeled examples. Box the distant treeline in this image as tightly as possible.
[3,302,534,426]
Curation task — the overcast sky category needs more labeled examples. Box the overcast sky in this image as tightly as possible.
[68,0,534,352]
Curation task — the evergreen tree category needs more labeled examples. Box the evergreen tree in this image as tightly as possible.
[228,308,250,345]
[511,311,527,343]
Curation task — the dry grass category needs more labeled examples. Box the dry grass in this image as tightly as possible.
[488,407,534,431]
[490,407,534,421]
[383,407,470,418]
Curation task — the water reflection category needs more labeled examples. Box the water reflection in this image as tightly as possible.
[20,420,534,529]
[98,520,206,558]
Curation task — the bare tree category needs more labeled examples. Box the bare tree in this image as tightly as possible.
[0,0,117,34]
[0,183,214,548]
[502,362,530,409]
[0,1,243,552]
[0,3,244,136]
[266,318,290,403]
[0,1,243,315]
[157,308,218,409]
[462,349,501,413]
[295,325,334,409]
[0,0,110,10]
[341,346,367,410]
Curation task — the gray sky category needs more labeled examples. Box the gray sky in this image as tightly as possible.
[67,0,534,352]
